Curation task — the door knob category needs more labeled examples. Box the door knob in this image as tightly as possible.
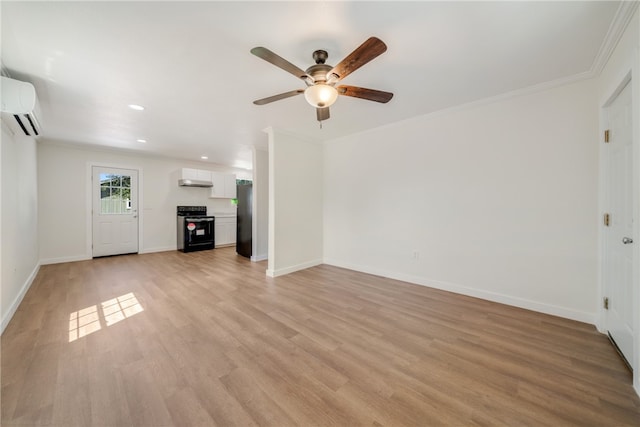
[622,237,633,244]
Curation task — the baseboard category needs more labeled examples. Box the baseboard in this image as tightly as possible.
[595,311,606,334]
[139,246,175,254]
[251,254,268,262]
[323,258,596,325]
[1,263,40,334]
[40,254,91,265]
[215,243,235,249]
[41,247,176,261]
[266,258,322,277]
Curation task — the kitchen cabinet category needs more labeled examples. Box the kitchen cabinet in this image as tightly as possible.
[224,174,237,198]
[210,173,236,199]
[181,168,212,181]
[215,216,237,247]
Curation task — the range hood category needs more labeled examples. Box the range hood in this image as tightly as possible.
[178,179,213,188]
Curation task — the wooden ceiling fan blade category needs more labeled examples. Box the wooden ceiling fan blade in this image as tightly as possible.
[326,37,387,83]
[337,85,393,103]
[253,89,304,105]
[251,47,311,82]
[316,107,330,122]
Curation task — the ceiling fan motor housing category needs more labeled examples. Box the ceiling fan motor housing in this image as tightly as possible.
[305,63,333,85]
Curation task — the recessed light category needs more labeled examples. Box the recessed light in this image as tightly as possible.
[137,139,147,143]
[201,156,208,160]
[128,104,145,111]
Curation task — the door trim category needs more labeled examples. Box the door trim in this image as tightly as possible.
[86,162,143,258]
[598,67,639,394]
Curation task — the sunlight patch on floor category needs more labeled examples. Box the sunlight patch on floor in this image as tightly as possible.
[69,293,144,342]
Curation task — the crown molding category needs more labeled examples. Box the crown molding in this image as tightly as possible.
[591,1,639,76]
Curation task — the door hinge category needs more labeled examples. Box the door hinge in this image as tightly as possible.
[604,297,609,310]
[604,129,610,143]
[604,213,610,227]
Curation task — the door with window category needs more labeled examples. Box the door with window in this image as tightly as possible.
[92,167,139,257]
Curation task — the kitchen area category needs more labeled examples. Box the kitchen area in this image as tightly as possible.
[35,141,266,266]
[177,167,252,258]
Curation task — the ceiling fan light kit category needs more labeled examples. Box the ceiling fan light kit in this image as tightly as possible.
[251,37,393,125]
[304,84,338,108]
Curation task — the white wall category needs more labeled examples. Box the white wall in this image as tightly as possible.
[1,122,40,332]
[267,128,323,276]
[324,78,599,323]
[252,146,269,262]
[597,6,640,393]
[38,141,250,263]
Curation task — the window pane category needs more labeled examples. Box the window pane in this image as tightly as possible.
[110,187,121,198]
[101,174,119,186]
[98,173,133,215]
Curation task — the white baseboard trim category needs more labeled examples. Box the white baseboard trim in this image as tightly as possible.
[595,312,606,334]
[139,246,175,254]
[266,258,322,278]
[41,247,176,262]
[251,254,268,262]
[323,258,596,325]
[2,263,40,334]
[40,254,91,265]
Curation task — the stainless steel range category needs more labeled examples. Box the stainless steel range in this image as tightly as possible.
[177,206,215,252]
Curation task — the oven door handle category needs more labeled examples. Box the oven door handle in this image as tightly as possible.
[187,218,214,223]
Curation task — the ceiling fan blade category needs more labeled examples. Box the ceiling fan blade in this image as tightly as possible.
[251,47,311,82]
[337,85,394,103]
[316,107,330,122]
[326,37,387,83]
[253,89,304,105]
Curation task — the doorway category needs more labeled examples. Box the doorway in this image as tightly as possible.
[92,166,139,257]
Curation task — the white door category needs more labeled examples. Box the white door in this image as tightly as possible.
[604,79,634,368]
[92,167,139,257]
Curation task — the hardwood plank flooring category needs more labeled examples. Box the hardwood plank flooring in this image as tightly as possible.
[2,247,639,426]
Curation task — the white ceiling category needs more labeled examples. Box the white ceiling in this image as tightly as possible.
[1,1,622,170]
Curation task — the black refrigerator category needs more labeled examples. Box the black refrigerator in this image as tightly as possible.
[236,183,252,258]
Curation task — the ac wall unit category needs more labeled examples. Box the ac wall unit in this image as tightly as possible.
[1,76,42,137]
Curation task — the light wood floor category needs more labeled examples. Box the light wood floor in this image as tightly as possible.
[2,247,639,426]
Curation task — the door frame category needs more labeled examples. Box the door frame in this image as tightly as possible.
[598,68,640,393]
[85,162,144,257]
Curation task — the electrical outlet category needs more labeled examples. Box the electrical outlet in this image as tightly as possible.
[412,250,419,259]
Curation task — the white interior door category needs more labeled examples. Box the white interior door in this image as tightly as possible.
[604,79,634,368]
[92,167,139,257]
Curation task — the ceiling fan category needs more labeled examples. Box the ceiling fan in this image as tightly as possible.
[250,37,393,124]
